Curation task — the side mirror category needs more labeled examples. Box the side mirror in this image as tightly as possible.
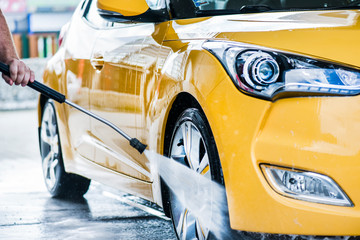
[97,0,169,23]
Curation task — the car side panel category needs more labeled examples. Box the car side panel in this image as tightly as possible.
[40,3,97,170]
[145,20,234,206]
[40,2,155,201]
[89,22,161,182]
[61,4,100,164]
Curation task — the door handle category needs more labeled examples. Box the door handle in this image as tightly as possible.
[90,53,104,71]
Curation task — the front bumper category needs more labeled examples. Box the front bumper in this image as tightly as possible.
[205,77,360,236]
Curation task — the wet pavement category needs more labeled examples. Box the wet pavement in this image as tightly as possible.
[0,109,176,240]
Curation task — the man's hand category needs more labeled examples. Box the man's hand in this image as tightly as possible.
[2,59,35,87]
[0,10,34,87]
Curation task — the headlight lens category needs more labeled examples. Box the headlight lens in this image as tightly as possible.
[203,41,360,100]
[241,52,279,88]
[261,165,353,207]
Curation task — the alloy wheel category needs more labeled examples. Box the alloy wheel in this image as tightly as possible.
[40,102,60,191]
[170,120,211,240]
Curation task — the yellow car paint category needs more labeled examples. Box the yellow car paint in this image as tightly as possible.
[39,3,360,235]
[97,0,149,16]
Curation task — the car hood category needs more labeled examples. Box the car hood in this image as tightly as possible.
[170,10,360,68]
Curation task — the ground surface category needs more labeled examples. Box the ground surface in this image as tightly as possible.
[0,109,176,240]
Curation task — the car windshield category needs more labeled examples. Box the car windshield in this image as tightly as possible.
[168,0,360,18]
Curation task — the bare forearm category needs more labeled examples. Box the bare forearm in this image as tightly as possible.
[0,10,19,64]
[0,10,34,86]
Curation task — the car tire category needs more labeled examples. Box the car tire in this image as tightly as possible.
[166,108,224,240]
[40,99,90,198]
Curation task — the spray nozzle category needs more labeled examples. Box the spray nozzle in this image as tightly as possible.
[130,138,147,154]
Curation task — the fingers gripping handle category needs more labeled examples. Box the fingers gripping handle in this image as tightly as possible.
[0,62,66,103]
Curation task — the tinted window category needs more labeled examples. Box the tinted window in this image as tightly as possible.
[168,0,359,19]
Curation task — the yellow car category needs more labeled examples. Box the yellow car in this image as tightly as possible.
[38,0,360,238]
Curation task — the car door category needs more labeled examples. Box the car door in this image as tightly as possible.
[64,0,110,161]
[89,17,161,182]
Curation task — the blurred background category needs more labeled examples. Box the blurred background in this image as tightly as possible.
[0,0,81,110]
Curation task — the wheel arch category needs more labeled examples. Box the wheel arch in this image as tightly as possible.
[38,94,49,124]
[163,92,203,157]
[37,94,49,155]
[160,91,223,217]
[38,94,74,174]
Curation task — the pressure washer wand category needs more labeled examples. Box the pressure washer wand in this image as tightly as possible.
[0,62,147,154]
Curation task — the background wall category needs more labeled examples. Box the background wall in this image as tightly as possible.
[0,58,47,110]
[0,0,81,110]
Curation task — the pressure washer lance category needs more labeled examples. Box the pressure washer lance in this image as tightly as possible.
[0,62,147,154]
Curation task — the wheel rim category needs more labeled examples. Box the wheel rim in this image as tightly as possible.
[40,102,60,191]
[170,121,211,240]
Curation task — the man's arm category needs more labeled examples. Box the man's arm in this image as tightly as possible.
[0,9,34,86]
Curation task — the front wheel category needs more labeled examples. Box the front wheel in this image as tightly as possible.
[167,108,224,240]
[40,99,90,198]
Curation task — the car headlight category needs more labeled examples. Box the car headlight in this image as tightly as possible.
[203,41,360,100]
